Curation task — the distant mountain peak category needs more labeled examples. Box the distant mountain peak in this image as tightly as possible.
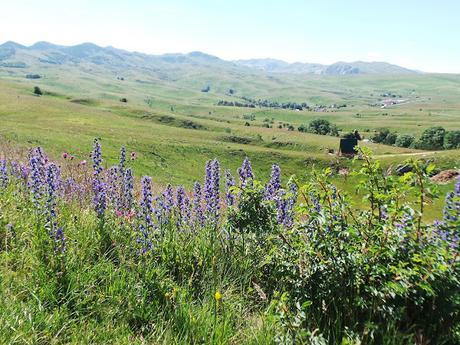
[30,41,63,50]
[0,41,27,49]
[187,51,220,61]
[234,58,417,75]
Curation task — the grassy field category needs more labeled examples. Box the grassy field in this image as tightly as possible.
[1,64,459,218]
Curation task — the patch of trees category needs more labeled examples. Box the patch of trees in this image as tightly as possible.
[298,119,339,137]
[371,126,460,150]
[370,128,400,146]
[241,96,308,110]
[26,74,41,79]
[414,126,460,150]
[217,100,256,108]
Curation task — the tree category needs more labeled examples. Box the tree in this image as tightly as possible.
[308,119,332,135]
[383,132,398,145]
[415,126,446,150]
[395,134,415,148]
[444,130,460,149]
[33,86,42,96]
[370,128,391,143]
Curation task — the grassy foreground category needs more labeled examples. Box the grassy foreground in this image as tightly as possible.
[0,141,459,344]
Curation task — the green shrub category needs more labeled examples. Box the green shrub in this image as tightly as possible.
[415,126,446,150]
[395,134,415,147]
[444,130,460,149]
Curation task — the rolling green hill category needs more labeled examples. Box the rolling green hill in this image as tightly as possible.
[0,41,459,196]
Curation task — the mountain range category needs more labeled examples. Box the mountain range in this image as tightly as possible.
[0,41,418,75]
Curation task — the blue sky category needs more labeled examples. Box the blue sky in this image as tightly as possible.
[1,0,459,72]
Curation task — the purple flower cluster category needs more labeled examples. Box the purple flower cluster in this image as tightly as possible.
[265,164,281,200]
[91,139,106,218]
[434,177,460,249]
[137,176,154,253]
[225,169,235,206]
[107,165,120,207]
[0,159,7,189]
[119,146,126,170]
[121,168,134,213]
[443,177,459,223]
[238,157,254,186]
[28,148,47,207]
[11,161,29,183]
[176,186,191,230]
[276,181,297,227]
[204,159,220,223]
[45,163,66,253]
[192,181,204,227]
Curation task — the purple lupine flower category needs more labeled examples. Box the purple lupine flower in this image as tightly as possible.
[275,190,287,225]
[137,176,154,253]
[92,139,103,175]
[106,166,120,208]
[176,186,191,230]
[285,182,297,227]
[395,211,413,232]
[92,139,106,218]
[10,161,21,179]
[11,162,29,183]
[204,159,221,223]
[434,177,460,249]
[311,195,321,213]
[225,169,236,206]
[119,146,126,171]
[121,168,134,214]
[161,184,174,220]
[442,176,459,223]
[0,159,7,189]
[192,181,204,228]
[265,164,281,200]
[54,227,66,254]
[238,157,254,186]
[212,159,220,213]
[29,154,45,207]
[276,182,297,228]
[45,163,66,253]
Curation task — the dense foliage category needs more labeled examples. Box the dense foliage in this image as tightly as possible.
[0,142,459,344]
[372,126,460,150]
[298,119,339,137]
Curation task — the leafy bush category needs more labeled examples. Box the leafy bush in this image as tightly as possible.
[370,127,400,145]
[382,131,398,145]
[33,86,42,96]
[444,130,460,149]
[414,126,446,150]
[395,133,415,147]
[299,119,339,136]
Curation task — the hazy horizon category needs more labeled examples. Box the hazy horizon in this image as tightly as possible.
[1,0,459,73]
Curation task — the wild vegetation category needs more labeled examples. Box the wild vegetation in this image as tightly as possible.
[1,41,460,343]
[0,140,459,344]
[370,126,460,150]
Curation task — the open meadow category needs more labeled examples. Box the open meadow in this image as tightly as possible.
[0,39,460,344]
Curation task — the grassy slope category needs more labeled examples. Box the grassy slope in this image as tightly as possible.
[0,65,459,217]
